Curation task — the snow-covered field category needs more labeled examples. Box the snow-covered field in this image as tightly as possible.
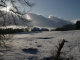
[0,30,80,60]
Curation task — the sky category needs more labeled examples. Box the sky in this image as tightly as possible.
[30,0,80,20]
[0,0,79,28]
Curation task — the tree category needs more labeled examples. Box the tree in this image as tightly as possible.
[0,0,34,49]
[0,0,34,26]
[76,21,80,30]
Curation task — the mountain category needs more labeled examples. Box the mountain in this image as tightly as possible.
[0,11,73,28]
[70,19,80,24]
[27,13,73,28]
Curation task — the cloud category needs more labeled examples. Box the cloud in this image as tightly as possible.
[27,13,73,28]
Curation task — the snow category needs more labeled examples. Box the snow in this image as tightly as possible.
[0,30,80,60]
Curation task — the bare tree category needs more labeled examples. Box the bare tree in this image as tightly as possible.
[0,0,34,26]
[0,0,34,49]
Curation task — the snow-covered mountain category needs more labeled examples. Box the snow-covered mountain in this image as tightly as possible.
[27,13,73,28]
[70,19,80,24]
[0,11,73,28]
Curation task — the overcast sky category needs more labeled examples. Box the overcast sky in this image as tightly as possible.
[30,0,80,20]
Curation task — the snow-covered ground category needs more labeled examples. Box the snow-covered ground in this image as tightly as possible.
[0,30,80,60]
